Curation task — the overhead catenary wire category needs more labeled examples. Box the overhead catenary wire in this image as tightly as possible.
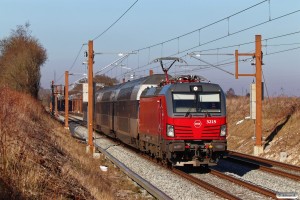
[129,44,300,81]
[121,27,300,78]
[56,1,139,84]
[124,9,300,77]
[263,42,300,47]
[189,55,234,76]
[71,1,298,84]
[92,0,139,41]
[115,30,300,80]
[265,46,300,55]
[94,54,131,75]
[61,1,299,86]
[168,10,300,58]
[133,0,268,52]
[56,44,85,83]
[188,30,300,53]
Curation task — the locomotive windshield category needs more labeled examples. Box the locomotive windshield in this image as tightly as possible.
[172,92,221,113]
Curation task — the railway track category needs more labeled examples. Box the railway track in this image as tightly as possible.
[63,114,238,199]
[140,152,276,199]
[60,114,299,199]
[226,150,300,182]
[171,168,240,200]
[94,143,172,200]
[59,114,172,200]
[227,150,300,171]
[208,169,276,199]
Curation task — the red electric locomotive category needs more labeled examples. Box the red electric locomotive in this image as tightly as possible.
[91,57,227,167]
[139,75,227,166]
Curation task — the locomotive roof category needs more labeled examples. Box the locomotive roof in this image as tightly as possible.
[141,81,223,98]
[95,74,168,102]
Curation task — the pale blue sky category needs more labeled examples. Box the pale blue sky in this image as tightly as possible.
[1,0,299,96]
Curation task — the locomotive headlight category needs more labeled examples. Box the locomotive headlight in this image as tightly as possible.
[220,125,226,136]
[167,124,175,137]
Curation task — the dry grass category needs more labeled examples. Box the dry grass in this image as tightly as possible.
[0,87,152,200]
[227,96,300,166]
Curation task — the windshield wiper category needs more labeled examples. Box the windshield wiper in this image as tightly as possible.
[205,111,211,117]
[185,100,196,117]
[185,111,191,117]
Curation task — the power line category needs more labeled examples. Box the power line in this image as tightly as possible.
[96,2,299,81]
[169,10,300,57]
[263,42,300,47]
[133,0,268,52]
[115,43,300,83]
[92,2,299,81]
[266,46,300,55]
[68,44,86,72]
[145,11,299,73]
[191,30,300,53]
[264,30,300,41]
[171,45,300,77]
[57,1,139,84]
[189,55,234,76]
[56,44,85,83]
[92,0,139,41]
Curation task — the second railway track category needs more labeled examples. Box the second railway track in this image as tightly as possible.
[226,150,300,181]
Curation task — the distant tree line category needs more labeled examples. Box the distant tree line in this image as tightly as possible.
[226,87,250,98]
[226,88,237,98]
[0,23,47,98]
[93,74,118,86]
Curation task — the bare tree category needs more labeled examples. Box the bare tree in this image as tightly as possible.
[0,23,47,98]
[94,74,118,86]
[226,88,236,98]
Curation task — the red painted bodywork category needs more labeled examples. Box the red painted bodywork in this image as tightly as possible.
[139,95,226,141]
[139,96,165,137]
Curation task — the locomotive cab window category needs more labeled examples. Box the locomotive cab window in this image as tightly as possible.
[173,93,196,112]
[172,92,221,113]
[198,93,221,113]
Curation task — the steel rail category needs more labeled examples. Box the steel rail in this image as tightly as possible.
[209,169,277,199]
[227,151,300,172]
[57,114,171,200]
[226,155,300,182]
[137,152,242,200]
[94,143,172,200]
[171,168,241,200]
[138,153,241,200]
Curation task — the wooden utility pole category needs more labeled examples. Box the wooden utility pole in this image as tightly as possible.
[54,85,58,116]
[235,35,263,155]
[87,40,94,152]
[65,71,69,129]
[51,80,55,115]
[149,69,154,76]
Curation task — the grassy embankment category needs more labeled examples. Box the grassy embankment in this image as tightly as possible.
[0,87,149,200]
[227,96,300,166]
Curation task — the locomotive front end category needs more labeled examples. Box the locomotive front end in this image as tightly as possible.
[163,82,227,166]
